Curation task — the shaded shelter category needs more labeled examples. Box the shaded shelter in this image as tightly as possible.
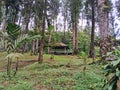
[50,42,72,55]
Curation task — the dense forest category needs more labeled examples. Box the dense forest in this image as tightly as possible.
[0,0,120,90]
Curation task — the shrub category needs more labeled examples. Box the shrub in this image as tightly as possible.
[103,47,120,90]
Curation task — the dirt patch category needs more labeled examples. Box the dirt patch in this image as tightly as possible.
[0,60,37,72]
[0,81,9,87]
[17,60,37,68]
[35,85,55,90]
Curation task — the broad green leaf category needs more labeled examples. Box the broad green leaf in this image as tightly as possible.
[111,60,120,67]
[6,53,24,60]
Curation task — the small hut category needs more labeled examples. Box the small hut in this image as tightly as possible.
[50,42,72,55]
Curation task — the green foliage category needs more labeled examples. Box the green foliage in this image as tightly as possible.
[69,0,82,22]
[6,53,23,60]
[78,31,90,55]
[0,53,104,90]
[0,31,28,52]
[81,51,87,59]
[6,23,21,41]
[0,85,4,90]
[14,34,29,49]
[7,81,33,90]
[43,77,76,89]
[84,0,92,20]
[74,71,103,90]
[103,47,120,90]
[27,35,41,43]
[3,30,41,53]
[48,25,54,31]
[0,32,9,51]
[52,32,61,43]
[33,0,44,20]
[6,53,24,79]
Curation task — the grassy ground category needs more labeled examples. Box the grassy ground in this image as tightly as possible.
[0,52,104,90]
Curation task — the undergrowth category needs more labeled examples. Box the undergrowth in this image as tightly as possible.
[0,53,104,90]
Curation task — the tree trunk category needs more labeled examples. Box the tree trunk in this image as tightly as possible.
[1,16,6,32]
[80,12,84,31]
[23,1,33,53]
[63,19,66,37]
[73,6,78,55]
[35,39,39,54]
[47,34,52,54]
[38,0,47,63]
[98,0,110,60]
[31,39,35,55]
[11,9,17,24]
[89,0,95,59]
[25,15,30,34]
[46,16,52,54]
[1,1,6,32]
[22,42,28,54]
[55,19,58,32]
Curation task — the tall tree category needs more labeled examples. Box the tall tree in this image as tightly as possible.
[69,0,82,55]
[98,0,111,60]
[5,0,22,24]
[1,0,20,31]
[1,1,7,32]
[38,0,47,63]
[21,0,33,33]
[46,0,59,54]
[89,0,95,59]
[61,0,70,37]
[20,0,34,53]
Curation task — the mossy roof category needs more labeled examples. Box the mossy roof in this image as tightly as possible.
[53,42,67,47]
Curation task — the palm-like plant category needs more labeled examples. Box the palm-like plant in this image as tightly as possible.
[0,32,9,50]
[6,53,23,79]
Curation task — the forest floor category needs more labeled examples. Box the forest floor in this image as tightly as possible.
[0,52,104,90]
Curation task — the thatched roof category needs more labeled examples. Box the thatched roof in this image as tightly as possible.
[53,42,67,47]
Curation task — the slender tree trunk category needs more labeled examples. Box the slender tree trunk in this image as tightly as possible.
[1,1,7,50]
[22,42,28,54]
[1,16,6,32]
[81,12,84,31]
[64,19,66,37]
[46,17,52,54]
[25,16,30,34]
[35,39,39,54]
[22,22,29,53]
[12,9,17,24]
[89,0,95,59]
[18,16,22,26]
[23,1,33,53]
[109,11,116,46]
[98,0,110,60]
[73,6,78,55]
[38,0,47,63]
[31,39,35,55]
[1,1,6,32]
[47,35,51,54]
[55,19,58,32]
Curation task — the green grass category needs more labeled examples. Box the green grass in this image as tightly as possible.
[0,52,104,90]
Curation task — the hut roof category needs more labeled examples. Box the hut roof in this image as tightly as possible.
[53,42,67,47]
